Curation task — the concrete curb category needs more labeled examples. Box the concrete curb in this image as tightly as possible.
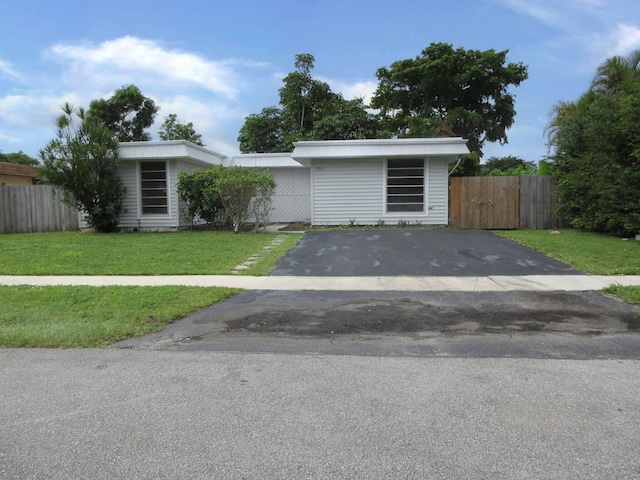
[1,275,639,291]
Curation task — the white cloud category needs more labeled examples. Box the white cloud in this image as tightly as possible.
[608,23,640,57]
[500,0,562,28]
[46,36,240,98]
[152,94,244,151]
[0,58,23,81]
[336,80,378,106]
[317,77,378,106]
[0,92,84,127]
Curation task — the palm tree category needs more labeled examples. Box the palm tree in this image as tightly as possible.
[591,49,640,92]
[544,100,578,150]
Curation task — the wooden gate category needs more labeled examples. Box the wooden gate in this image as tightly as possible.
[449,176,520,229]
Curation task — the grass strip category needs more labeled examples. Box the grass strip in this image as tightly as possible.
[0,231,301,275]
[493,229,640,275]
[603,285,640,306]
[0,285,240,348]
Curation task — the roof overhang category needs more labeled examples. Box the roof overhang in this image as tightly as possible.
[225,152,302,168]
[291,137,469,167]
[0,161,39,177]
[118,140,225,168]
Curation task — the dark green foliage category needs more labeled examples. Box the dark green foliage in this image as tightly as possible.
[372,43,528,175]
[238,107,291,153]
[479,156,538,176]
[178,166,226,227]
[0,150,39,165]
[550,51,640,236]
[238,54,389,153]
[178,166,276,233]
[216,167,276,233]
[39,104,125,233]
[87,85,158,142]
[158,113,204,146]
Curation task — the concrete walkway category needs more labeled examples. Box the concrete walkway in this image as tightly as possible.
[1,274,640,291]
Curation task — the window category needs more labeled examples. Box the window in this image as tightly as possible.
[387,159,424,212]
[140,161,168,215]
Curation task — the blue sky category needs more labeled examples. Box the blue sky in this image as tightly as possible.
[1,0,639,162]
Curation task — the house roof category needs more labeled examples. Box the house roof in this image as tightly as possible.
[0,162,39,177]
[291,137,470,166]
[118,140,225,167]
[115,138,469,169]
[226,152,301,168]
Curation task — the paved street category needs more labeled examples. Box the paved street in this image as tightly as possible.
[2,349,640,479]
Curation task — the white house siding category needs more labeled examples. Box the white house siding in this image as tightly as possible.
[311,157,450,226]
[115,159,203,231]
[311,158,383,225]
[116,161,142,229]
[268,168,311,223]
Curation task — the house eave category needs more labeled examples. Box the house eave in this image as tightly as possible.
[118,140,225,167]
[291,137,469,166]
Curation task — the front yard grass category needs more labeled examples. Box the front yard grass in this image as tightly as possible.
[493,229,640,275]
[495,229,640,309]
[0,231,301,275]
[0,285,240,348]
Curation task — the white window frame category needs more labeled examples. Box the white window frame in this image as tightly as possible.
[138,160,170,217]
[384,158,427,214]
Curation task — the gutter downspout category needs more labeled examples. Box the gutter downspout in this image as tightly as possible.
[448,156,463,177]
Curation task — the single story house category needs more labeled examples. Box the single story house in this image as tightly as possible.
[0,162,39,186]
[111,137,469,231]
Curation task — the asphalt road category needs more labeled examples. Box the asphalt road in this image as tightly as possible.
[2,350,639,479]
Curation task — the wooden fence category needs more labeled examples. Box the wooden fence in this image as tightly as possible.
[0,185,80,234]
[449,176,565,230]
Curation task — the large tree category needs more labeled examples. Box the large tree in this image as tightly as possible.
[372,43,528,175]
[39,104,125,233]
[87,85,158,142]
[238,54,387,153]
[158,113,204,146]
[549,50,640,236]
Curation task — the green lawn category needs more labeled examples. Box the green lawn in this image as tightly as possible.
[493,229,640,275]
[0,230,301,347]
[0,285,239,348]
[0,230,301,275]
[494,229,640,309]
[603,285,640,306]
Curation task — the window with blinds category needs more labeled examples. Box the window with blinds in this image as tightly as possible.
[386,159,424,212]
[140,161,168,215]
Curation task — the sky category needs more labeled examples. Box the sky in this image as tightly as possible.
[1,0,639,163]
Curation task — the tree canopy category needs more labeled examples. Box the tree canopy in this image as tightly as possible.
[238,54,388,153]
[39,104,125,232]
[87,85,159,142]
[372,43,528,175]
[0,150,38,165]
[158,113,204,146]
[479,156,538,176]
[548,49,640,236]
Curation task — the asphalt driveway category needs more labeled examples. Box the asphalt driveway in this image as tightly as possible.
[271,229,581,276]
